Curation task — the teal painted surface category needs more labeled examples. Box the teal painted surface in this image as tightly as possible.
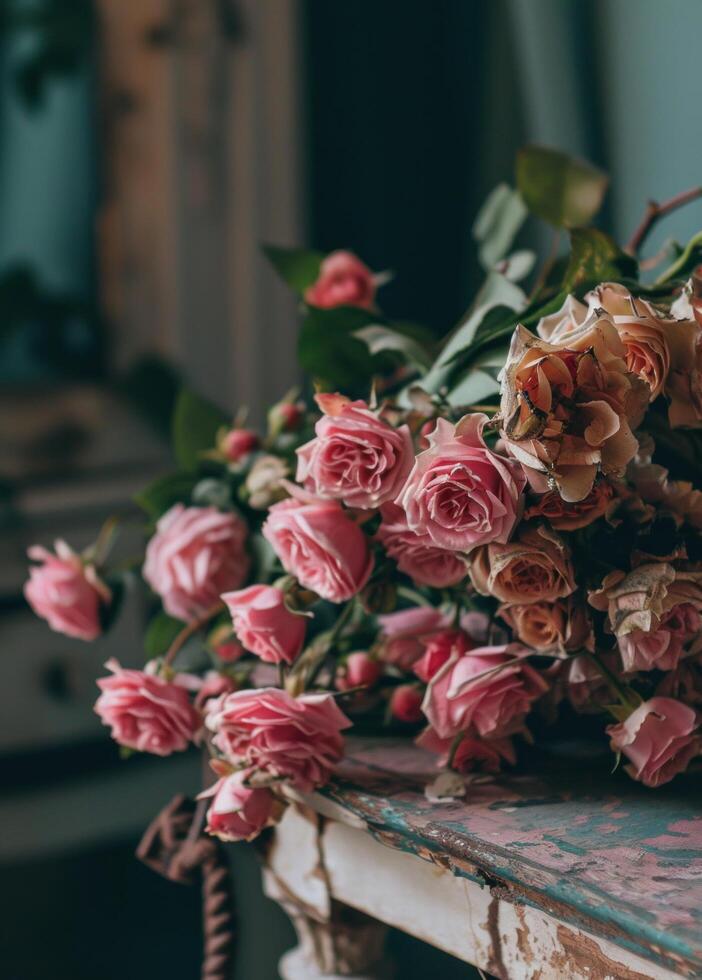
[324,738,702,975]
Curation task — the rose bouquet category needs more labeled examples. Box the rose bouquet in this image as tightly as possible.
[26,147,702,846]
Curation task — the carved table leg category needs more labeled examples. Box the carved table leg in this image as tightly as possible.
[264,868,392,979]
[261,802,393,978]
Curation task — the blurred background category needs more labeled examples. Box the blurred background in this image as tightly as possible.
[2,1,702,978]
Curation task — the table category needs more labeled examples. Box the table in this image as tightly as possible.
[261,737,702,979]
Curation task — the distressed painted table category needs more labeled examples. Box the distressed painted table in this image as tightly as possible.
[261,737,702,979]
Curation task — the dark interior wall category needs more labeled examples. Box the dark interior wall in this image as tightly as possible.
[302,0,522,336]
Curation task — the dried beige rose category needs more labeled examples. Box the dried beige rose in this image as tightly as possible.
[588,562,702,637]
[499,595,593,655]
[469,524,576,605]
[500,316,648,502]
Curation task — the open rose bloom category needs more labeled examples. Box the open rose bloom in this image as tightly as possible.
[25,177,702,859]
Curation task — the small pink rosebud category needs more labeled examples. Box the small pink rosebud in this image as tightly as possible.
[269,400,305,435]
[214,639,246,663]
[221,428,259,462]
[304,250,377,311]
[390,684,424,724]
[335,651,382,691]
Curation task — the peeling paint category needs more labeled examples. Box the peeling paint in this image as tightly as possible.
[320,737,702,977]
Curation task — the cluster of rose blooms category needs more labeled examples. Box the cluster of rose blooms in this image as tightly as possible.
[24,248,702,844]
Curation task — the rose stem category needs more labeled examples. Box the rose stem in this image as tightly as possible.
[625,186,702,256]
[164,601,226,669]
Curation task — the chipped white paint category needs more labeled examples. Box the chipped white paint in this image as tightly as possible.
[266,803,685,979]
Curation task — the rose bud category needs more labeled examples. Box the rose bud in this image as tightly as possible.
[200,771,277,842]
[95,659,200,756]
[335,652,382,691]
[222,584,307,665]
[25,540,111,641]
[268,399,305,436]
[220,427,259,463]
[304,250,377,311]
[214,640,246,663]
[390,684,424,724]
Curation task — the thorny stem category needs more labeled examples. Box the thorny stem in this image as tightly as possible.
[163,601,226,669]
[625,185,702,256]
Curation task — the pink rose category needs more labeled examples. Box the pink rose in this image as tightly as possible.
[389,684,424,723]
[304,250,377,310]
[200,772,275,842]
[422,644,548,739]
[335,651,382,691]
[618,604,700,673]
[25,540,111,641]
[607,697,700,787]
[297,395,413,509]
[395,414,525,552]
[377,606,451,670]
[95,659,199,756]
[222,584,306,665]
[206,687,352,792]
[262,488,373,603]
[377,504,468,588]
[143,505,250,622]
[417,727,516,773]
[414,630,474,683]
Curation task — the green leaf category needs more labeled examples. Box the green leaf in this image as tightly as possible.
[262,244,324,293]
[562,228,638,291]
[418,272,526,396]
[446,345,507,407]
[298,306,378,389]
[144,612,185,659]
[134,472,199,519]
[472,183,528,269]
[442,288,570,392]
[516,145,609,228]
[655,230,702,285]
[172,388,229,470]
[353,324,433,372]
